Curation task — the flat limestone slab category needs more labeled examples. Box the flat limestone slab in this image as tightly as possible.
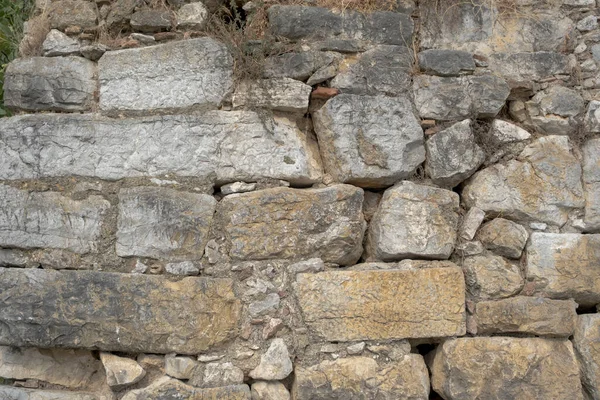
[0,268,240,354]
[0,113,322,185]
[294,266,465,341]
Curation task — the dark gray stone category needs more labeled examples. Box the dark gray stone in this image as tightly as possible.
[48,0,97,29]
[263,51,342,81]
[0,268,241,354]
[42,29,80,57]
[130,10,172,33]
[418,49,475,76]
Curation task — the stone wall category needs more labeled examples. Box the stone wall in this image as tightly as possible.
[1,0,600,399]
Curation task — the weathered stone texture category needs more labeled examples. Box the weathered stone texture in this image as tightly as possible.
[418,49,475,76]
[524,86,584,135]
[487,52,570,89]
[0,113,322,184]
[367,181,459,261]
[462,255,523,300]
[476,218,528,259]
[573,314,600,400]
[216,185,365,265]
[413,75,510,120]
[232,78,311,113]
[43,29,80,57]
[263,51,341,81]
[313,95,425,188]
[4,57,96,112]
[526,233,600,306]
[583,139,600,231]
[48,0,97,29]
[130,10,172,33]
[116,187,216,261]
[293,355,430,400]
[0,387,111,400]
[431,337,583,400]
[0,268,240,354]
[268,5,413,46]
[251,381,290,400]
[295,267,465,341]
[0,184,110,254]
[98,38,233,113]
[463,136,584,226]
[122,377,250,400]
[100,352,146,390]
[475,297,577,337]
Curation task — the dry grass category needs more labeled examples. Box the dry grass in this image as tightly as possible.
[17,12,50,57]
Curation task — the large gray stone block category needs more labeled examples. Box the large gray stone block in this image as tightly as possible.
[487,52,570,89]
[98,38,233,113]
[0,268,241,354]
[4,57,96,112]
[116,187,217,261]
[0,113,322,185]
[313,94,424,188]
[0,184,109,254]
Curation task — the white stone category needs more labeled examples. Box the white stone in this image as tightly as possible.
[249,339,293,380]
[100,352,146,390]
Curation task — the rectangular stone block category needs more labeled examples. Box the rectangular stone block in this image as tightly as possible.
[294,266,466,341]
[475,297,577,337]
[0,387,110,400]
[0,184,110,254]
[216,185,365,265]
[117,187,217,261]
[4,57,96,112]
[99,38,233,113]
[0,268,240,354]
[526,233,600,306]
[0,113,322,184]
[232,77,311,113]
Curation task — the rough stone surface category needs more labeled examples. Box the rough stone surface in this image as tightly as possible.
[463,135,584,226]
[216,185,364,265]
[460,207,485,241]
[585,100,600,132]
[193,362,245,388]
[413,75,510,120]
[0,184,110,254]
[116,187,216,261]
[524,86,585,135]
[418,49,475,76]
[462,255,523,300]
[583,139,600,231]
[48,0,97,29]
[526,233,600,306]
[122,377,250,400]
[330,45,412,95]
[295,267,465,341]
[313,94,425,188]
[4,57,96,112]
[425,119,485,188]
[367,181,459,261]
[431,337,583,400]
[251,381,290,400]
[268,5,414,46]
[165,355,198,380]
[476,218,528,258]
[221,182,257,195]
[0,388,111,400]
[263,51,341,81]
[42,29,80,57]
[0,113,322,185]
[177,2,208,30]
[487,52,570,90]
[0,346,105,389]
[489,119,531,143]
[573,314,600,400]
[98,38,233,113]
[100,352,146,390]
[130,10,172,33]
[233,78,311,113]
[475,297,578,337]
[293,355,430,400]
[0,268,240,354]
[249,339,293,380]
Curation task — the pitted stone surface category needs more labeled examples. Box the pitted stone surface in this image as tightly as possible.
[4,57,96,112]
[216,185,365,265]
[526,233,600,306]
[0,184,110,254]
[295,266,466,341]
[0,268,241,354]
[293,355,430,400]
[0,113,322,185]
[463,136,584,226]
[313,95,425,188]
[116,187,216,261]
[367,181,459,261]
[98,38,233,113]
[431,337,583,400]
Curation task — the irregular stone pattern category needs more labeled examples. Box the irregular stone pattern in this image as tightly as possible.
[0,113,322,185]
[4,57,96,112]
[463,136,584,226]
[313,95,425,188]
[573,314,600,400]
[116,187,217,261]
[0,184,110,254]
[98,38,233,113]
[367,181,459,261]
[476,218,528,259]
[475,297,577,337]
[216,185,365,265]
[431,337,583,400]
[462,255,523,300]
[122,377,250,400]
[0,268,240,354]
[295,267,466,341]
[293,356,430,400]
[232,78,311,113]
[526,233,600,306]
